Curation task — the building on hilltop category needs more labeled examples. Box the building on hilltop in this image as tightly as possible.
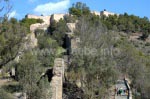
[50,13,68,22]
[100,9,116,17]
[26,10,117,24]
[91,10,118,17]
[91,11,101,16]
[26,14,51,25]
[26,13,68,25]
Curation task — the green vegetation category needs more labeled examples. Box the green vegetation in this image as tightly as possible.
[100,13,150,40]
[1,81,21,93]
[69,2,90,17]
[20,18,44,32]
[0,89,14,99]
[0,1,150,99]
[48,19,70,46]
[65,2,150,99]
[66,16,117,98]
[16,51,51,99]
[0,4,55,98]
[0,18,27,68]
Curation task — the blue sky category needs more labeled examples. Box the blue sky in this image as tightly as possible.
[7,0,150,19]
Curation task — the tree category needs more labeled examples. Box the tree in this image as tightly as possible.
[16,51,44,99]
[0,0,12,18]
[37,48,55,67]
[66,16,118,98]
[0,89,14,99]
[37,34,58,49]
[140,32,149,40]
[112,34,150,98]
[37,77,51,99]
[100,12,150,39]
[0,19,27,68]
[10,17,17,24]
[69,2,90,17]
[16,48,55,99]
[20,18,44,32]
[48,19,69,46]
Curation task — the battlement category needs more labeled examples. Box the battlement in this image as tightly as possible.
[26,14,51,25]
[26,13,68,25]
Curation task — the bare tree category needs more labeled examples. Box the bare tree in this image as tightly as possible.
[0,0,12,18]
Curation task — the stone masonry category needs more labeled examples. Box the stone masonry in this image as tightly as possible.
[51,58,64,99]
[27,13,67,48]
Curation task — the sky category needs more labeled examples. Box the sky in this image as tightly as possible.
[6,0,150,19]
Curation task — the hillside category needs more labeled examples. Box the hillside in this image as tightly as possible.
[0,2,150,99]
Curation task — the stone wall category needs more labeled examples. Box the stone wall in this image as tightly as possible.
[100,10,116,17]
[27,32,38,47]
[26,14,52,48]
[27,13,69,33]
[51,14,67,22]
[91,11,101,16]
[26,14,51,25]
[66,23,76,33]
[124,78,132,99]
[30,23,49,32]
[91,10,117,17]
[50,58,64,99]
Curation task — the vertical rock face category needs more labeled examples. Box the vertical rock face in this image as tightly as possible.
[51,58,64,99]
